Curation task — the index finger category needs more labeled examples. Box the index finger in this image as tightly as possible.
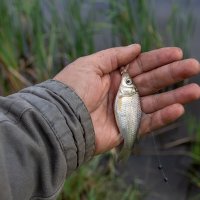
[128,47,183,77]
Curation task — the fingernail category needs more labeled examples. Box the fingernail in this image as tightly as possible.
[128,44,141,51]
[128,43,140,47]
[176,47,183,58]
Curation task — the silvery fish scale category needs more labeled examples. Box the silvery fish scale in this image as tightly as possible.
[114,72,142,160]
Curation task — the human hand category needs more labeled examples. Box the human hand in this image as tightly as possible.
[54,45,200,154]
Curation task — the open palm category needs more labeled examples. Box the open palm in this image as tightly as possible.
[54,45,200,154]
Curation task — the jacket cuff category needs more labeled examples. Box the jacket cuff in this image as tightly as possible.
[20,79,95,175]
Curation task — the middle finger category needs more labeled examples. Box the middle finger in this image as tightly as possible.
[141,83,200,114]
[134,58,200,96]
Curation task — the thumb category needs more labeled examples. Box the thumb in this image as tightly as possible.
[90,44,141,74]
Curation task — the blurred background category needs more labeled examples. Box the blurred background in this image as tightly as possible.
[0,0,200,199]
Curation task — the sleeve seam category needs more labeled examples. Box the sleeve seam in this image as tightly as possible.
[35,82,95,160]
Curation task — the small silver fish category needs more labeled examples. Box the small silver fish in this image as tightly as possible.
[114,70,142,161]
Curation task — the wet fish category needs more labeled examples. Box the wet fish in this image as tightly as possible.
[114,70,142,161]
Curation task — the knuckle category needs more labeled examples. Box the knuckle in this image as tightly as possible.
[136,55,144,73]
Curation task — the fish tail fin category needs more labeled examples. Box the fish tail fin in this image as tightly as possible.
[115,144,131,163]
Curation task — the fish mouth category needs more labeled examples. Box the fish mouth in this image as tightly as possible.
[120,64,130,74]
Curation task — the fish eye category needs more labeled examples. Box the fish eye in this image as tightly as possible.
[126,78,132,85]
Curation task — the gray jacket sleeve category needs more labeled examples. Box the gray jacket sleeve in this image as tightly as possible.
[0,80,95,200]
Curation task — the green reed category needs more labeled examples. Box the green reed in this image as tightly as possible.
[108,0,163,51]
[0,0,96,94]
[58,155,144,200]
[0,1,196,199]
[187,115,200,190]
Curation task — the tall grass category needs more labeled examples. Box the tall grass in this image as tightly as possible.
[0,0,194,94]
[187,116,200,189]
[58,155,144,200]
[108,0,163,50]
[0,0,97,94]
[0,0,196,199]
[0,0,24,92]
[167,4,195,57]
